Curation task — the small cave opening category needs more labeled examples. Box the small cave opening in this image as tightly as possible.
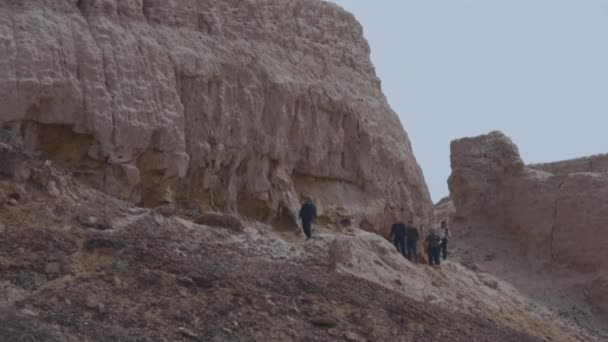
[26,122,95,169]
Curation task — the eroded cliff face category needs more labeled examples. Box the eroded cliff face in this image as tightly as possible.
[448,131,608,326]
[0,142,594,341]
[0,0,432,231]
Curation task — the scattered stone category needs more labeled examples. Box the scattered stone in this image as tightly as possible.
[178,327,200,340]
[10,183,28,201]
[84,295,105,313]
[424,294,439,303]
[78,215,98,226]
[77,215,111,230]
[45,180,61,197]
[20,308,39,317]
[176,276,196,288]
[154,203,175,217]
[482,279,499,290]
[7,198,18,206]
[309,316,338,328]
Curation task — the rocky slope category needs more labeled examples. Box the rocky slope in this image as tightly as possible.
[447,131,608,334]
[0,139,600,342]
[2,1,605,340]
[0,0,432,232]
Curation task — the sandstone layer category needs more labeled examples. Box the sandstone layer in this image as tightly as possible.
[0,0,432,231]
[448,131,608,328]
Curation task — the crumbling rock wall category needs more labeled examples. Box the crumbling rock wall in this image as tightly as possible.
[530,154,608,175]
[0,0,432,231]
[448,131,608,324]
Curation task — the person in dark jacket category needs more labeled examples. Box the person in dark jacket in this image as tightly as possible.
[298,198,317,240]
[389,221,407,257]
[426,230,442,266]
[439,220,451,260]
[405,220,419,264]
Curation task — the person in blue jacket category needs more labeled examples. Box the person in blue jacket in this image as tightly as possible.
[299,198,317,240]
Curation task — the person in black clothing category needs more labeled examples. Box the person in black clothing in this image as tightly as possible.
[389,221,407,257]
[439,220,451,260]
[298,198,317,240]
[405,220,419,264]
[426,230,442,266]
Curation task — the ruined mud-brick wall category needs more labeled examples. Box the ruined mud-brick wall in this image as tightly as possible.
[448,131,608,321]
[0,0,432,231]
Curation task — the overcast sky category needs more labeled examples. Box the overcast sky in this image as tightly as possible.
[330,0,608,202]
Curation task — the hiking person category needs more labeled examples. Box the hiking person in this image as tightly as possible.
[426,229,442,266]
[405,220,419,263]
[439,220,451,260]
[389,221,407,257]
[298,198,317,240]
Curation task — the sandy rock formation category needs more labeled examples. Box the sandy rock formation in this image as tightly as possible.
[0,0,432,231]
[432,196,454,228]
[448,131,608,327]
[0,143,598,341]
[530,154,608,175]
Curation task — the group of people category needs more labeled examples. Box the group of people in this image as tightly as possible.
[298,199,452,266]
[391,220,450,266]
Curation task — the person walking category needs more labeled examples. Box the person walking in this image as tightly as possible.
[426,230,442,266]
[389,221,407,257]
[298,198,317,240]
[439,220,451,260]
[405,220,419,263]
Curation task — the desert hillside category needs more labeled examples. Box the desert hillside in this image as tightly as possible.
[0,1,606,341]
[0,133,596,342]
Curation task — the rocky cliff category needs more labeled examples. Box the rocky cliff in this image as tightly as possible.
[0,140,597,341]
[0,0,432,231]
[448,131,608,330]
[529,154,608,175]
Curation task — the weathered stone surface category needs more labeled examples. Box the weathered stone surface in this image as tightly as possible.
[448,131,608,325]
[0,142,596,341]
[432,196,454,228]
[530,154,608,175]
[0,0,432,232]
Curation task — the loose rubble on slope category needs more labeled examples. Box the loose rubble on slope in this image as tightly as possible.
[1,1,606,341]
[0,133,602,342]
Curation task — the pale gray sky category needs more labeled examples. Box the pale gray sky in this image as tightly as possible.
[331,0,608,202]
